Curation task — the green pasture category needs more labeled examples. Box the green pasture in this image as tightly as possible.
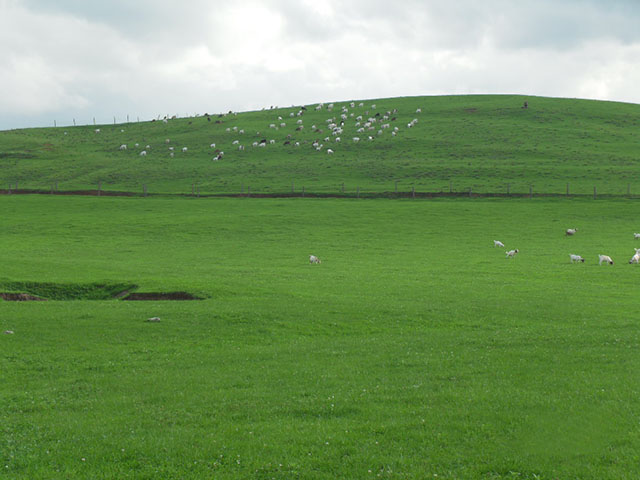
[1,95,640,195]
[2,195,640,479]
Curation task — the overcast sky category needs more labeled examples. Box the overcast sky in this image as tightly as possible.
[1,0,639,130]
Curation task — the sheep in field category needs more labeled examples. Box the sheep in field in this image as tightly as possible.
[506,249,519,258]
[493,240,505,248]
[629,249,640,264]
[569,254,585,263]
[566,228,577,236]
[598,254,614,265]
[309,255,321,264]
[634,233,640,239]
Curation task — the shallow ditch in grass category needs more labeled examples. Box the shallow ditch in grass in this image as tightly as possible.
[0,282,202,301]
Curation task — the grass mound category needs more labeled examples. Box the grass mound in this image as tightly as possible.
[0,281,135,300]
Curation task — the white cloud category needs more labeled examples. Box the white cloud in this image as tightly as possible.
[1,0,640,129]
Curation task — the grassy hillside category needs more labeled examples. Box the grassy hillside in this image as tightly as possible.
[3,195,640,479]
[1,95,639,195]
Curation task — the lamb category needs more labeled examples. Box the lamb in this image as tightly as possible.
[629,249,640,264]
[182,147,188,153]
[309,255,321,264]
[566,228,577,236]
[493,240,505,248]
[506,249,519,258]
[598,254,614,265]
[139,150,147,156]
[634,233,640,239]
[210,143,216,148]
[119,144,127,150]
[569,254,585,263]
[327,149,334,154]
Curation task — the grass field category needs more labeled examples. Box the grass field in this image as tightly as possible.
[3,194,640,479]
[1,95,640,196]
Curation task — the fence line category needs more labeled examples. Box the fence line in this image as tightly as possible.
[1,184,638,199]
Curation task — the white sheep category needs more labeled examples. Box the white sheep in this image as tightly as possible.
[493,240,505,248]
[327,149,334,154]
[140,150,147,156]
[634,233,640,239]
[309,255,321,264]
[598,254,614,265]
[569,254,585,263]
[566,228,577,236]
[353,137,360,142]
[629,249,640,264]
[506,249,519,258]
[119,144,127,150]
[210,143,216,148]
[182,147,188,153]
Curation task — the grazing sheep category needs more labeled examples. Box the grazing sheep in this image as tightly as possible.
[210,143,216,148]
[566,228,577,236]
[182,147,188,153]
[569,254,585,263]
[506,249,519,258]
[629,249,640,264]
[598,254,614,265]
[327,149,334,154]
[94,128,101,133]
[634,233,640,239]
[353,137,360,143]
[119,144,127,150]
[139,150,147,156]
[493,240,505,248]
[309,255,321,264]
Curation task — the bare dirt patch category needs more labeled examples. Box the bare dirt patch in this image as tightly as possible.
[122,292,201,301]
[1,293,47,301]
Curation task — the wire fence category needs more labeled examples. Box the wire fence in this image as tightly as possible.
[2,180,640,199]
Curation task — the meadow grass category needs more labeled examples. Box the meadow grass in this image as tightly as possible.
[2,195,640,479]
[1,94,640,196]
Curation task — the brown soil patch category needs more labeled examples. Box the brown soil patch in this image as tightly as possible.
[1,293,47,301]
[122,292,201,301]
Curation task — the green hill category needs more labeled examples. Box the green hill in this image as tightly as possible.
[1,94,639,195]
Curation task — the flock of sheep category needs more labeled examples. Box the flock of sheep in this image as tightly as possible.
[494,228,640,265]
[108,100,420,162]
